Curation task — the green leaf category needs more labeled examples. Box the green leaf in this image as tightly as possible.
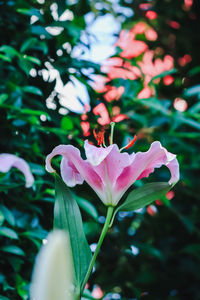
[21,55,41,66]
[0,227,18,239]
[111,182,172,226]
[54,175,92,291]
[20,37,38,53]
[22,86,42,96]
[0,54,12,62]
[119,182,171,212]
[76,196,99,221]
[0,94,8,105]
[184,84,200,97]
[0,205,15,226]
[61,116,74,130]
[0,45,19,58]
[1,245,25,256]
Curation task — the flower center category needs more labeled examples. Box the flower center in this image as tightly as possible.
[93,122,137,151]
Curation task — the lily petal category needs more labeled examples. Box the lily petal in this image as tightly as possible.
[84,140,114,166]
[115,142,179,201]
[0,153,34,188]
[45,145,103,191]
[61,158,84,187]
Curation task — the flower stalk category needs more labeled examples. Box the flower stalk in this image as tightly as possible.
[81,206,114,294]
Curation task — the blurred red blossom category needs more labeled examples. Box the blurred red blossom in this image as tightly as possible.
[147,205,158,216]
[145,11,158,20]
[178,54,192,66]
[163,75,174,86]
[166,20,180,29]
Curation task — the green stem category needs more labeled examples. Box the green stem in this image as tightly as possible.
[80,206,114,294]
[110,122,115,145]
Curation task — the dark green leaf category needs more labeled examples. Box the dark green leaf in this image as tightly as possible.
[0,205,15,226]
[0,227,18,239]
[118,182,172,212]
[76,196,99,221]
[22,86,42,96]
[0,94,8,105]
[1,245,25,256]
[54,175,92,291]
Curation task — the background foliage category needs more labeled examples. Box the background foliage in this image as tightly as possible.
[0,0,200,299]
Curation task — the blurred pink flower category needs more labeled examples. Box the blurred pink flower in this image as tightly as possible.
[46,139,179,206]
[112,114,129,123]
[104,86,125,102]
[92,285,103,299]
[101,57,140,80]
[145,28,158,41]
[138,86,154,99]
[132,22,147,34]
[93,103,111,126]
[0,153,34,187]
[138,51,174,84]
[173,98,188,112]
[90,75,109,93]
[81,121,90,137]
[115,30,148,59]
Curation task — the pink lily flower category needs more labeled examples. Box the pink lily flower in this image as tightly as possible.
[45,137,179,206]
[0,153,34,188]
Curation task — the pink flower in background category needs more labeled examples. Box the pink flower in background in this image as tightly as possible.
[138,51,174,84]
[0,153,34,187]
[145,28,158,41]
[101,57,140,80]
[104,86,125,102]
[92,285,103,299]
[115,30,148,59]
[93,103,111,126]
[138,86,154,99]
[131,22,158,41]
[173,98,188,112]
[90,75,109,93]
[132,22,147,34]
[81,121,90,137]
[46,138,179,206]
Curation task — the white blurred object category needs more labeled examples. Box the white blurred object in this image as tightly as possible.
[30,230,74,300]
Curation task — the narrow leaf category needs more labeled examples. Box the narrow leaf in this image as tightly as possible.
[119,182,171,212]
[111,182,172,226]
[1,245,25,256]
[0,227,18,239]
[54,175,92,291]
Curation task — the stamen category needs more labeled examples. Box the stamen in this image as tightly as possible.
[93,128,105,146]
[120,135,137,152]
[93,129,98,142]
[125,135,137,149]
